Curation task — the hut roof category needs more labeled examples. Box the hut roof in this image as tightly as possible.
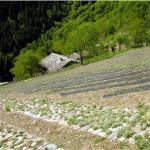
[40,53,78,72]
[69,53,80,60]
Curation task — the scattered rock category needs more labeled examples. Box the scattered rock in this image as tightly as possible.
[133,125,141,133]
[118,137,125,142]
[128,138,135,144]
[44,144,57,150]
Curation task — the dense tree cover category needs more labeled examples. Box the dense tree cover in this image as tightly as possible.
[1,1,150,80]
[0,1,72,80]
[11,51,43,79]
[66,23,98,64]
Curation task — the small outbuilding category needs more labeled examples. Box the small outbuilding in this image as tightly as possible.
[40,53,79,72]
[69,53,80,60]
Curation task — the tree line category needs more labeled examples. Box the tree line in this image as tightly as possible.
[1,1,150,80]
[0,1,73,80]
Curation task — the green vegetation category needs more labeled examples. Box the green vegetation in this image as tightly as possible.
[117,127,134,138]
[135,135,150,150]
[11,50,44,79]
[1,99,150,149]
[0,1,72,79]
[83,48,129,65]
[1,1,150,79]
[65,22,98,64]
[68,117,77,125]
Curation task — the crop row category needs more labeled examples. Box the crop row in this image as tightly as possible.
[52,71,150,92]
[104,84,150,98]
[18,67,150,94]
[0,99,149,149]
[0,125,44,149]
[7,66,142,92]
[60,77,150,96]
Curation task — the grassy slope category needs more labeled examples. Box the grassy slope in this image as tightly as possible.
[12,1,150,80]
[0,47,150,94]
[0,47,150,150]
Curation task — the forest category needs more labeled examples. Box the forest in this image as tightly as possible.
[0,1,72,81]
[1,1,150,80]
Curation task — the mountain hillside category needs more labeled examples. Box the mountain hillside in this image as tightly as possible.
[1,1,150,80]
[0,47,150,149]
[0,1,73,80]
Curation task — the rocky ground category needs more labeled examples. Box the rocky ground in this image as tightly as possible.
[0,123,44,150]
[0,98,149,149]
[0,47,150,149]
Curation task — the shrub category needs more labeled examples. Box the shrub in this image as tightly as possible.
[135,135,150,150]
[68,117,77,125]
[138,103,149,116]
[11,50,44,80]
[117,127,134,138]
[5,104,11,112]
[65,22,99,64]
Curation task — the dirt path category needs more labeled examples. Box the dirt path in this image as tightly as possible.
[0,109,137,150]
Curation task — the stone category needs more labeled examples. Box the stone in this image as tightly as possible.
[112,109,119,113]
[118,137,125,142]
[31,141,37,147]
[146,127,150,135]
[124,108,131,113]
[14,141,28,149]
[108,127,122,132]
[88,128,94,133]
[136,131,146,137]
[22,147,28,150]
[128,114,140,122]
[96,131,106,137]
[128,138,135,144]
[14,137,24,145]
[4,133,12,140]
[44,144,57,150]
[108,132,117,140]
[6,140,13,147]
[80,125,90,131]
[133,125,141,133]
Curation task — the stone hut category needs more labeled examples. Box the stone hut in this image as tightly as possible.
[40,53,79,72]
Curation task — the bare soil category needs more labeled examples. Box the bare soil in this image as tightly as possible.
[0,47,150,149]
[0,108,137,150]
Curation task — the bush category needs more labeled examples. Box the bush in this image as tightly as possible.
[117,127,134,138]
[11,50,44,80]
[135,135,150,150]
[68,117,77,125]
[65,22,99,63]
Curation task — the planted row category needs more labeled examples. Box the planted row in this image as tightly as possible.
[19,67,150,94]
[1,99,149,149]
[0,126,44,149]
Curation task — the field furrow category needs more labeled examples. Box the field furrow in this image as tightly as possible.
[0,99,149,150]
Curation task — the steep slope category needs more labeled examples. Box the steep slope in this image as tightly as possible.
[0,1,72,79]
[0,47,150,107]
[0,47,150,149]
[11,1,150,79]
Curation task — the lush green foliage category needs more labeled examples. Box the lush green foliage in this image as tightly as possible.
[0,1,72,79]
[11,51,44,80]
[2,1,150,79]
[65,22,98,63]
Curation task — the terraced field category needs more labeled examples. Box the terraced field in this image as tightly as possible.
[1,48,150,99]
[0,123,44,149]
[0,99,149,149]
[11,66,150,96]
[0,47,150,149]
